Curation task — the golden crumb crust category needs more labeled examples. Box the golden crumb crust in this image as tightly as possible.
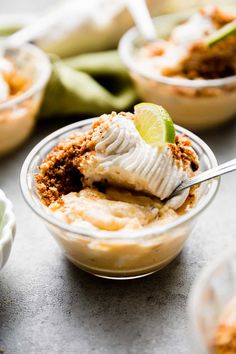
[36,132,93,206]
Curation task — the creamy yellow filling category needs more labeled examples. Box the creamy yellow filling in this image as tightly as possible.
[49,187,178,232]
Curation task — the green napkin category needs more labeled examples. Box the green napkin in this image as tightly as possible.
[40,50,137,118]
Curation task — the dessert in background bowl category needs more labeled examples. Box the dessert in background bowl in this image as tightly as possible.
[0,43,51,156]
[119,6,236,131]
[0,189,16,271]
[188,247,236,354]
[20,103,219,279]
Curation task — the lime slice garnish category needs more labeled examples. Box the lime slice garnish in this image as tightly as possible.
[134,103,175,147]
[205,20,236,47]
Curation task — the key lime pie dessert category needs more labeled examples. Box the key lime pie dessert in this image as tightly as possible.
[36,103,199,231]
[137,6,236,80]
[120,6,236,130]
[30,103,210,278]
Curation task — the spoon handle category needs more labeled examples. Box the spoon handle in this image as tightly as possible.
[172,158,236,195]
[126,0,156,42]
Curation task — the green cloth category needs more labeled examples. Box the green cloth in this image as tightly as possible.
[40,50,137,118]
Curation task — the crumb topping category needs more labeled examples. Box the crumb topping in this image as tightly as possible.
[208,6,236,28]
[36,132,94,206]
[169,135,199,172]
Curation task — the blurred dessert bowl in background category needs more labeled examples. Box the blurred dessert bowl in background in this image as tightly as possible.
[21,103,219,279]
[119,5,236,130]
[0,44,51,156]
[188,248,236,354]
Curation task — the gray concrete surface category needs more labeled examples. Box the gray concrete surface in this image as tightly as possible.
[1,116,236,354]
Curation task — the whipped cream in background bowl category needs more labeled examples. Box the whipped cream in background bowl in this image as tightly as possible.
[20,116,219,280]
[119,6,236,131]
[0,44,51,156]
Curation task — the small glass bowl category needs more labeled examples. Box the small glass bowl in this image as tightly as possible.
[188,248,236,354]
[20,119,219,280]
[0,43,51,156]
[119,9,236,131]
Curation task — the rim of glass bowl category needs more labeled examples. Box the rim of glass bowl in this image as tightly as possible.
[118,10,236,89]
[187,247,236,354]
[0,189,15,254]
[0,43,51,111]
[20,118,219,240]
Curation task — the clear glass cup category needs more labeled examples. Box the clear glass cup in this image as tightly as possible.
[188,248,236,354]
[0,43,51,156]
[20,119,219,280]
[118,8,236,131]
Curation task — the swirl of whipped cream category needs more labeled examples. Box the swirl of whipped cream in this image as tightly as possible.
[81,115,195,209]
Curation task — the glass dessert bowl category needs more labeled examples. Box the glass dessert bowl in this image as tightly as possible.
[0,43,51,156]
[188,248,236,354]
[119,6,236,131]
[20,106,219,280]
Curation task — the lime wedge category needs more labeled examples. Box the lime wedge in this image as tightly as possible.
[134,103,175,147]
[205,20,236,47]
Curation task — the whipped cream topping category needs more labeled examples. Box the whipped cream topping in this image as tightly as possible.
[80,115,196,209]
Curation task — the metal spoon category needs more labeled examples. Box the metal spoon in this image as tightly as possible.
[170,158,236,198]
[126,0,156,42]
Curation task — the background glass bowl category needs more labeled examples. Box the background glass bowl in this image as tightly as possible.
[0,43,51,156]
[188,247,236,354]
[118,8,236,131]
[20,119,219,280]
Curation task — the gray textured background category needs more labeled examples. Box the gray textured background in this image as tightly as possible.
[1,1,236,354]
